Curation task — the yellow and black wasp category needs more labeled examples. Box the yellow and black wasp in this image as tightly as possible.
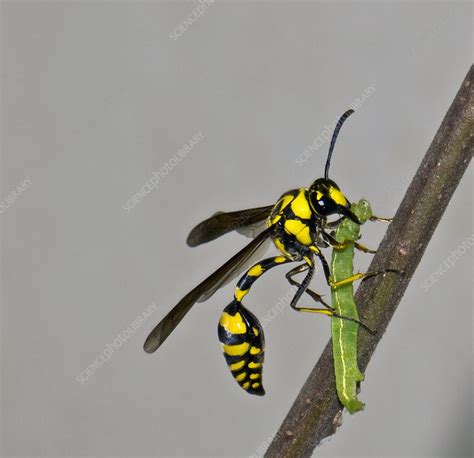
[144,109,394,396]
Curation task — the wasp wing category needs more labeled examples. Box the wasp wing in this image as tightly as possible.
[197,236,271,303]
[235,219,269,240]
[144,226,274,353]
[186,205,273,247]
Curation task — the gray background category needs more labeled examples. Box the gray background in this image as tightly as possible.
[1,1,472,457]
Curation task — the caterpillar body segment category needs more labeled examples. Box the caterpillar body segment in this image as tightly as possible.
[330,198,372,414]
[218,300,265,396]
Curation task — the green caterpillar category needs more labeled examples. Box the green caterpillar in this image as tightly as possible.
[330,198,373,414]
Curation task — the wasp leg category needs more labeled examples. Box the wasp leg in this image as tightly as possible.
[285,263,331,308]
[315,250,332,285]
[370,215,393,223]
[329,268,400,288]
[286,254,317,310]
[288,255,376,334]
[315,249,400,290]
[292,306,376,335]
[353,241,377,254]
[322,231,377,254]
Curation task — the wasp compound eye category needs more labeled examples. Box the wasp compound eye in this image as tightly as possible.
[309,179,348,217]
[314,194,338,215]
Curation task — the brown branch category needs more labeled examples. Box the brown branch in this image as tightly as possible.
[265,65,473,458]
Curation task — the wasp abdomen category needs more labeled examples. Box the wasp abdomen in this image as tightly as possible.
[218,300,265,396]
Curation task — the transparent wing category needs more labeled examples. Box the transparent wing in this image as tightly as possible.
[144,227,274,353]
[197,237,271,302]
[186,205,273,247]
[235,219,269,239]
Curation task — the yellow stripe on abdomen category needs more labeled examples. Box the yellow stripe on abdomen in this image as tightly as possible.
[219,311,247,334]
[223,342,250,356]
[218,301,266,396]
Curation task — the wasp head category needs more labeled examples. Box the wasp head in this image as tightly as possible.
[308,178,360,224]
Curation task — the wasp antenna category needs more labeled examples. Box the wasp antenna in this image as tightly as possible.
[324,109,355,180]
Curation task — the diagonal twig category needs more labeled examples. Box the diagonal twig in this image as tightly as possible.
[265,65,473,458]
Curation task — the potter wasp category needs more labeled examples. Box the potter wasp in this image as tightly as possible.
[144,110,395,395]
